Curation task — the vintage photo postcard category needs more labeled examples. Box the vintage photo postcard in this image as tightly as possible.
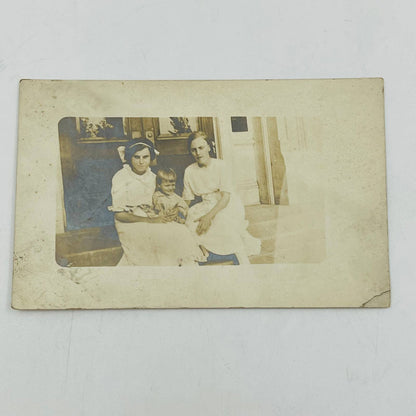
[12,79,390,309]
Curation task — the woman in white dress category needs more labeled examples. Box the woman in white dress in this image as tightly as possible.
[183,131,261,264]
[110,138,204,266]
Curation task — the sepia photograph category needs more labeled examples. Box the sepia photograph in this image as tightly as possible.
[12,79,389,309]
[56,115,325,267]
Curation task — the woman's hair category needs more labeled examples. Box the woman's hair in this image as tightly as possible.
[156,167,177,186]
[124,138,156,165]
[187,131,213,153]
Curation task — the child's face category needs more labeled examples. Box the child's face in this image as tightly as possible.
[160,178,176,195]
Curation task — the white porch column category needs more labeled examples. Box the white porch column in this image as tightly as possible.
[214,116,260,205]
[276,116,324,206]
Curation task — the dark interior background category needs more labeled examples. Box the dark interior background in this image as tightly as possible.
[58,117,215,232]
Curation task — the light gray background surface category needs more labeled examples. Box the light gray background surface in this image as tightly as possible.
[1,1,414,415]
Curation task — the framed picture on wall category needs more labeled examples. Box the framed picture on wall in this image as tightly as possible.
[77,117,128,142]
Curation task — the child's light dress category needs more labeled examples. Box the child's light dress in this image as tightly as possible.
[152,191,189,222]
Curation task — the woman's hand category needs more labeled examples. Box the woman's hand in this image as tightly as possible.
[195,213,214,235]
[193,191,230,235]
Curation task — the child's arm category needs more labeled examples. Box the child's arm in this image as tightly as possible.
[175,207,186,223]
[176,196,189,214]
[173,196,187,223]
[152,192,164,214]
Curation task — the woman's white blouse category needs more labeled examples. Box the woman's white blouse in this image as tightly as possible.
[182,159,233,200]
[110,165,156,215]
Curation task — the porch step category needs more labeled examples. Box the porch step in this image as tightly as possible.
[245,204,279,223]
[244,205,279,263]
[56,225,122,267]
[247,219,278,240]
[59,246,123,267]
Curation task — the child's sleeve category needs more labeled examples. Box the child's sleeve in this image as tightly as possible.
[132,206,150,217]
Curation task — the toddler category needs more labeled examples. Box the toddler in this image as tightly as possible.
[152,168,189,223]
[115,168,187,220]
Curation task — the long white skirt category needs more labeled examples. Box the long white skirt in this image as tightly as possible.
[185,193,261,257]
[115,221,206,266]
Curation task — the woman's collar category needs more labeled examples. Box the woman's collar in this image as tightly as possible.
[123,164,153,178]
[196,157,213,168]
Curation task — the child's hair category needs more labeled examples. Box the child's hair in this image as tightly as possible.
[156,167,177,186]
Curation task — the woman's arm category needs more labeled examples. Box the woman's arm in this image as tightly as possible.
[195,191,230,235]
[115,212,165,223]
